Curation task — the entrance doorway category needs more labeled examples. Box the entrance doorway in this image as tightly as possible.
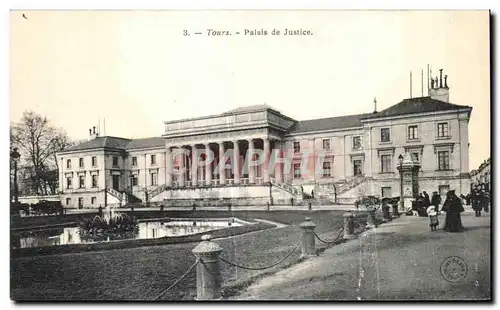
[112,175,120,191]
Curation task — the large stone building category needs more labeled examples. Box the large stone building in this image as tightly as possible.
[470,157,491,192]
[56,72,472,209]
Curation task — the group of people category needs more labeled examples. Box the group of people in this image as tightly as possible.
[467,189,490,217]
[413,190,468,233]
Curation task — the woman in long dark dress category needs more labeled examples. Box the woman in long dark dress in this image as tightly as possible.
[442,190,465,232]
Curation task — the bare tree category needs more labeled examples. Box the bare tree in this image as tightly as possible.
[11,111,74,195]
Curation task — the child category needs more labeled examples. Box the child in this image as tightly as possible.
[426,205,439,231]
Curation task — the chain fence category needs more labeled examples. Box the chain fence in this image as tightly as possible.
[153,220,357,300]
[153,259,199,300]
[219,241,301,270]
[314,226,345,244]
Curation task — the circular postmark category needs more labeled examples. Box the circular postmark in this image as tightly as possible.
[440,256,468,283]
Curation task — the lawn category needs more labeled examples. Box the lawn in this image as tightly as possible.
[10,210,367,301]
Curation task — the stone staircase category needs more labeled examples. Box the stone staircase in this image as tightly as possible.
[270,177,302,197]
[147,184,167,199]
[336,175,366,195]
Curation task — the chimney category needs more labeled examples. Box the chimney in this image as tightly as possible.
[89,125,99,140]
[429,68,450,103]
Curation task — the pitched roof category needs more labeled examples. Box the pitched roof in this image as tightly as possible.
[126,137,165,150]
[61,136,165,153]
[362,97,471,120]
[223,104,282,115]
[62,136,131,152]
[288,113,373,134]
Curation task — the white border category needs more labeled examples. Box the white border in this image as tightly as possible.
[2,1,498,310]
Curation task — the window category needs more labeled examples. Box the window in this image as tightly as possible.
[66,177,72,189]
[322,161,331,177]
[151,172,158,186]
[151,154,156,165]
[91,175,98,188]
[380,155,392,173]
[79,158,84,168]
[91,156,97,167]
[66,159,71,169]
[353,160,363,176]
[352,136,362,150]
[66,198,71,205]
[438,151,450,170]
[322,139,331,151]
[132,157,138,166]
[112,156,118,167]
[408,125,418,140]
[78,197,84,209]
[293,142,300,153]
[437,122,449,138]
[91,197,97,204]
[132,175,138,187]
[79,175,85,188]
[381,187,392,198]
[293,163,301,178]
[411,152,420,163]
[380,128,391,143]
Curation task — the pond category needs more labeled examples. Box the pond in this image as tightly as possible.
[11,219,243,249]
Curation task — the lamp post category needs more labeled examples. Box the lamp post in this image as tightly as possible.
[10,147,21,204]
[398,154,404,212]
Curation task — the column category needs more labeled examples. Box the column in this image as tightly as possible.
[275,141,284,183]
[233,140,240,184]
[219,142,226,185]
[205,143,212,186]
[263,138,270,183]
[248,139,255,184]
[178,147,185,187]
[166,147,173,187]
[191,145,198,186]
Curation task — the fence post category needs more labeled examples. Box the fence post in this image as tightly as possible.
[192,235,223,300]
[342,211,356,240]
[300,217,316,258]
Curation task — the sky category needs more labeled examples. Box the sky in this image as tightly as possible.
[9,10,490,170]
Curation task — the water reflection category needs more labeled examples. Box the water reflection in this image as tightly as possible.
[12,220,242,249]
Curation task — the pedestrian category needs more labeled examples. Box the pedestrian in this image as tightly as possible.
[381,198,392,221]
[426,205,439,231]
[442,190,465,232]
[423,191,431,208]
[472,189,481,217]
[431,191,441,213]
[481,189,490,212]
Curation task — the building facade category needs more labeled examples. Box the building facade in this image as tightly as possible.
[57,75,472,209]
[470,157,491,192]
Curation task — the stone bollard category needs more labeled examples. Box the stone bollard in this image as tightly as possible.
[342,211,356,240]
[300,217,317,258]
[308,202,312,211]
[366,210,378,229]
[192,235,223,300]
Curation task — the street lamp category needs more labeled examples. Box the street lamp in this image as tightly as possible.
[10,147,21,203]
[398,154,404,212]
